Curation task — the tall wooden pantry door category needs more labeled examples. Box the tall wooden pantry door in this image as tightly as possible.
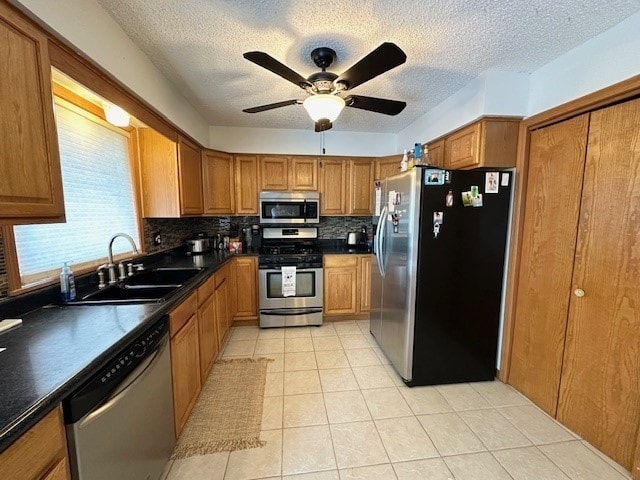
[556,97,640,471]
[509,96,640,473]
[508,114,589,416]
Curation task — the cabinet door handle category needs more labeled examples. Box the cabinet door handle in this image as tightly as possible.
[574,288,585,298]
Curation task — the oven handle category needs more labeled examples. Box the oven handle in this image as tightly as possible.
[259,267,322,271]
[261,308,323,316]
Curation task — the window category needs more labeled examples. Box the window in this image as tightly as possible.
[12,95,141,288]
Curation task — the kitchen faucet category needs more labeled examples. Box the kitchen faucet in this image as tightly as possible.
[103,233,139,285]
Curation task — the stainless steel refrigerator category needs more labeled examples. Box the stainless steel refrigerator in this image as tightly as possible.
[371,166,512,386]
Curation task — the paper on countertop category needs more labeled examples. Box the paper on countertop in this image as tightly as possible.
[281,266,296,297]
[0,348,5,353]
[0,319,22,334]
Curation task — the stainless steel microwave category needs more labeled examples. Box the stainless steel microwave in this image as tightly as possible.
[259,191,320,224]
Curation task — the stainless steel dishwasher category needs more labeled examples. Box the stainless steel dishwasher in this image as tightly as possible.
[64,317,175,480]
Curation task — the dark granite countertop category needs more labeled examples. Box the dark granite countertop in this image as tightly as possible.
[318,240,372,255]
[0,249,254,453]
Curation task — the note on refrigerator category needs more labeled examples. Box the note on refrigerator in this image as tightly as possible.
[375,186,382,215]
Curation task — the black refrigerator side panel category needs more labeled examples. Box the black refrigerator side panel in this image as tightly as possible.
[411,170,512,386]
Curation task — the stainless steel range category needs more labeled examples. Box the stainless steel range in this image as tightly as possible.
[259,227,323,327]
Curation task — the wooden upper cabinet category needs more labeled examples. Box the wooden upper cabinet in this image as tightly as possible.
[349,159,374,215]
[259,155,318,191]
[234,154,259,214]
[177,136,203,215]
[375,156,400,180]
[0,3,65,223]
[260,156,288,190]
[202,150,235,215]
[319,157,348,215]
[444,118,520,170]
[289,156,318,190]
[426,139,445,168]
[138,129,203,217]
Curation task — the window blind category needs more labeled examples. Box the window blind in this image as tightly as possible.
[14,98,140,286]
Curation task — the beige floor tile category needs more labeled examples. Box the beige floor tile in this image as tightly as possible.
[493,446,571,480]
[361,387,413,419]
[262,396,284,430]
[339,463,397,480]
[319,368,359,392]
[265,372,284,397]
[284,370,322,395]
[418,413,485,456]
[375,417,439,462]
[310,324,337,337]
[283,393,328,427]
[444,452,512,480]
[315,350,350,369]
[498,405,576,445]
[312,336,344,351]
[323,390,371,424]
[285,337,314,353]
[257,353,284,373]
[352,365,395,389]
[333,321,362,336]
[167,452,228,480]
[392,458,454,480]
[330,421,389,469]
[344,348,381,367]
[372,347,392,365]
[383,364,406,386]
[459,408,531,450]
[284,351,318,371]
[339,334,371,349]
[230,327,259,341]
[582,440,633,479]
[256,338,285,354]
[399,386,452,415]
[366,334,380,348]
[259,328,286,339]
[435,383,491,411]
[223,339,256,357]
[284,326,312,338]
[356,320,370,334]
[538,441,630,480]
[282,425,337,475]
[283,471,339,480]
[470,380,532,407]
[225,429,282,480]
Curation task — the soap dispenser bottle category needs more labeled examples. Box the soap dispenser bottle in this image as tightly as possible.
[60,262,76,302]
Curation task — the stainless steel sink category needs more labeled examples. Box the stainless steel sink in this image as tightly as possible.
[124,267,204,287]
[70,267,204,305]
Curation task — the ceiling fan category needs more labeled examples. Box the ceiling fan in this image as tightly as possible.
[242,43,407,132]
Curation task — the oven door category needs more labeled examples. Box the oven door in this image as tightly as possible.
[260,200,319,224]
[259,267,323,310]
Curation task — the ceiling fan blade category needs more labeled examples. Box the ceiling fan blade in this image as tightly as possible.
[243,100,300,113]
[243,51,311,89]
[345,95,406,115]
[334,43,406,90]
[315,119,333,132]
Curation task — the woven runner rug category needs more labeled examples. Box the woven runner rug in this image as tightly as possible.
[171,357,271,459]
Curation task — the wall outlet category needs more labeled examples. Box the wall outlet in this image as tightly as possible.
[153,232,162,246]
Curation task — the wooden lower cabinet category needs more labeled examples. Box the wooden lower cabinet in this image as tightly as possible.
[233,256,258,321]
[197,276,218,381]
[0,406,70,480]
[215,267,230,347]
[169,293,201,436]
[324,254,371,317]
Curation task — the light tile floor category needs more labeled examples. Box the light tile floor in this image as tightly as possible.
[164,320,632,480]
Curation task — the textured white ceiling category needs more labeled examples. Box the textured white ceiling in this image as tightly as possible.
[95,0,639,133]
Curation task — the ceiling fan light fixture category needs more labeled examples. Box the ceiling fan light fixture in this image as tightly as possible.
[303,94,345,122]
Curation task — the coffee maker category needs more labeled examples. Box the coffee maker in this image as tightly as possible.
[249,224,262,252]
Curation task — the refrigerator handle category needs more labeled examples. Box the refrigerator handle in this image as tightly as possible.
[378,206,388,277]
[374,206,387,276]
